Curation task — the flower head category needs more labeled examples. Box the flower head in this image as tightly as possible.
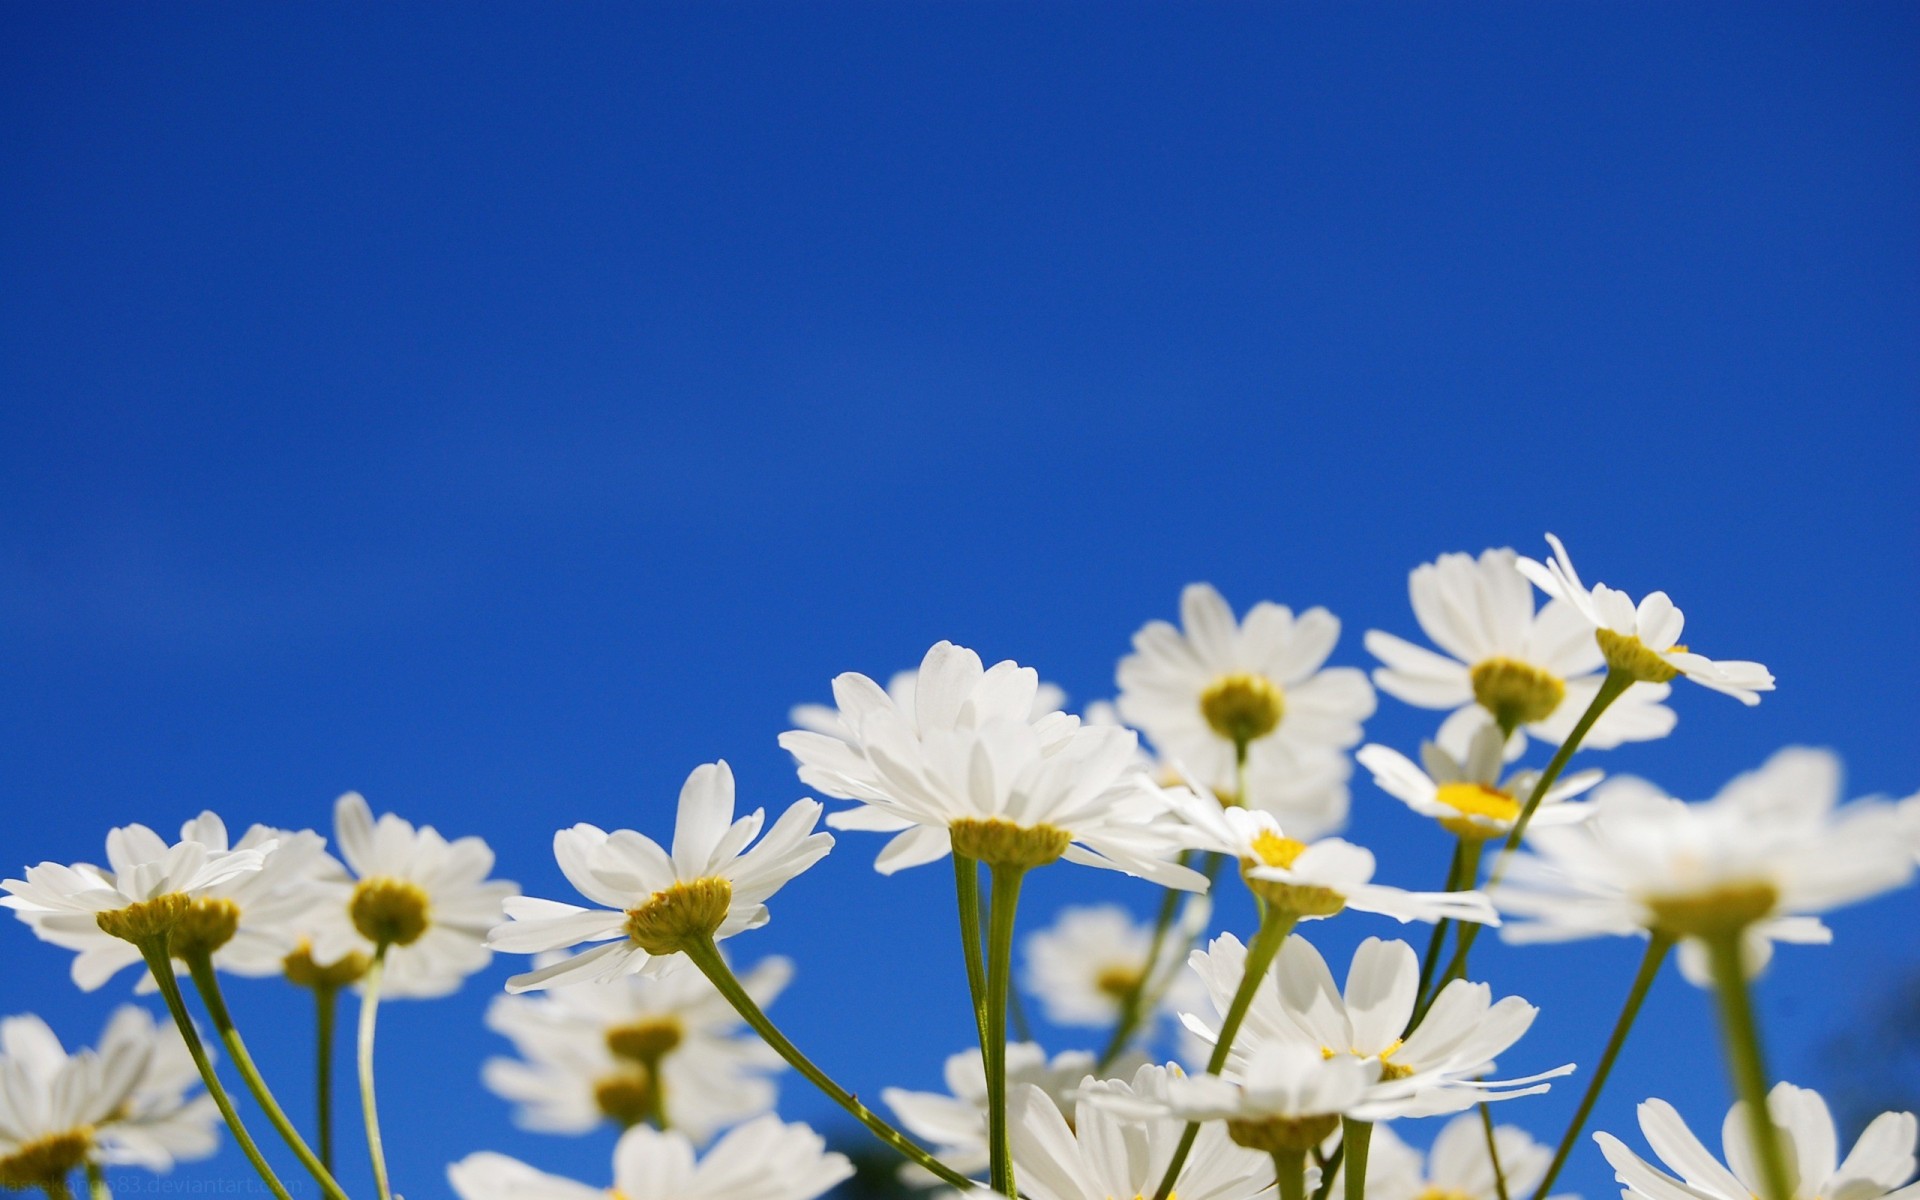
[791,663,1067,743]
[491,761,832,993]
[87,1007,221,1171]
[1357,723,1602,842]
[1109,1042,1378,1155]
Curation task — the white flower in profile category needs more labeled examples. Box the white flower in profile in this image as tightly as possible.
[490,761,832,993]
[791,664,1067,742]
[91,1006,221,1170]
[1020,898,1210,1030]
[1009,1062,1275,1200]
[886,1043,1120,1182]
[1595,1084,1917,1200]
[1117,584,1375,837]
[0,1011,147,1192]
[483,950,787,1143]
[1340,1116,1556,1200]
[1357,723,1602,843]
[1518,533,1775,704]
[1496,748,1914,985]
[1107,1042,1378,1156]
[1180,934,1567,1118]
[782,642,1203,886]
[447,1115,853,1200]
[1366,547,1677,760]
[302,793,518,999]
[1167,784,1497,926]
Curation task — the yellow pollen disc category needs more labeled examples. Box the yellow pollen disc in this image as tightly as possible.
[592,1069,656,1128]
[1095,965,1145,1002]
[1594,629,1681,684]
[1416,1189,1476,1200]
[606,1017,685,1063]
[171,896,242,958]
[1469,657,1566,730]
[1646,881,1780,938]
[949,817,1072,870]
[1199,673,1285,746]
[1434,782,1521,839]
[350,877,432,947]
[0,1129,94,1190]
[624,877,733,955]
[283,941,371,990]
[1248,830,1307,869]
[1226,1114,1341,1154]
[94,892,192,944]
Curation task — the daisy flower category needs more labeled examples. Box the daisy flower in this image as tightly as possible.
[782,642,1202,885]
[1009,1062,1275,1200]
[1106,1042,1379,1156]
[447,1115,853,1200]
[489,761,833,993]
[483,950,787,1142]
[1167,783,1496,925]
[303,793,518,998]
[791,664,1066,742]
[0,1011,148,1192]
[1595,1084,1917,1200]
[1365,547,1677,759]
[1495,748,1914,984]
[1518,533,1775,703]
[1340,1116,1556,1200]
[1180,934,1568,1119]
[1356,723,1602,843]
[885,1042,1125,1182]
[1020,898,1210,1029]
[89,1006,222,1172]
[1117,584,1375,836]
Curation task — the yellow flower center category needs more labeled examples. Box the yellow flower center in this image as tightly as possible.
[1647,881,1780,938]
[1095,965,1146,1002]
[170,897,242,959]
[1469,657,1566,729]
[1226,1114,1341,1154]
[606,1017,685,1063]
[950,817,1072,870]
[94,892,192,944]
[1240,833,1346,919]
[1416,1189,1476,1200]
[1249,830,1307,869]
[623,878,733,955]
[592,1069,657,1128]
[350,877,432,947]
[1433,782,1522,840]
[1595,628,1681,684]
[0,1129,94,1191]
[1322,1040,1417,1081]
[283,941,371,990]
[1200,673,1285,746]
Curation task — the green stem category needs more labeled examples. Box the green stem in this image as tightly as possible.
[84,1162,108,1200]
[182,951,349,1200]
[1097,853,1191,1071]
[1411,841,1465,1008]
[315,985,337,1173]
[681,936,979,1191]
[1532,934,1673,1200]
[134,941,294,1200]
[1479,1103,1511,1200]
[41,1177,73,1200]
[985,866,1027,1198]
[1343,1118,1372,1200]
[1152,911,1299,1200]
[1311,1143,1346,1200]
[1275,1148,1309,1200]
[1705,933,1793,1200]
[358,945,394,1200]
[952,852,990,1050]
[1410,838,1484,1026]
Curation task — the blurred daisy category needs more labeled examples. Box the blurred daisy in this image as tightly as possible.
[1518,533,1774,704]
[1595,1084,1916,1200]
[1366,547,1677,759]
[1010,1062,1274,1200]
[1357,723,1602,842]
[886,1043,1119,1182]
[447,1115,853,1200]
[1340,1116,1555,1200]
[490,761,832,993]
[1116,584,1375,833]
[483,950,787,1143]
[1180,934,1567,1118]
[0,1010,155,1192]
[1020,898,1209,1030]
[1496,748,1914,984]
[90,1006,221,1171]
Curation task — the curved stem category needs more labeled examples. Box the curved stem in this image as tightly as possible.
[1097,872,1182,1070]
[985,865,1027,1198]
[952,853,990,1051]
[1479,1103,1510,1200]
[1532,934,1672,1200]
[681,936,979,1192]
[1152,911,1298,1200]
[84,1162,109,1200]
[1411,841,1465,1010]
[182,951,349,1200]
[1343,1118,1372,1200]
[314,985,337,1173]
[1275,1147,1309,1200]
[1705,933,1793,1200]
[358,944,394,1200]
[134,941,294,1200]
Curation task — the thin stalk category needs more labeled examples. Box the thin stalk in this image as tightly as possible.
[1410,838,1485,1024]
[1097,854,1189,1071]
[985,865,1027,1198]
[1705,933,1793,1200]
[681,936,979,1191]
[1532,934,1673,1200]
[1274,1148,1309,1200]
[1411,841,1466,1010]
[84,1163,108,1200]
[1479,1103,1510,1200]
[1311,1143,1346,1200]
[1343,1118,1373,1200]
[182,951,349,1200]
[41,1177,73,1200]
[358,945,394,1200]
[314,986,337,1172]
[952,852,990,1050]
[1152,911,1299,1200]
[134,941,294,1200]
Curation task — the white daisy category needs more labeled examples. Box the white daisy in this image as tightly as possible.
[1020,898,1210,1030]
[1518,534,1775,704]
[1595,1084,1917,1200]
[1180,934,1569,1119]
[1167,784,1497,925]
[482,950,787,1143]
[90,1006,221,1171]
[1116,584,1375,837]
[447,1115,853,1200]
[885,1043,1119,1182]
[0,1011,147,1192]
[782,642,1203,885]
[1106,1042,1379,1155]
[1366,547,1677,760]
[1009,1062,1274,1200]
[792,665,1067,742]
[1496,748,1914,985]
[304,793,518,999]
[490,761,833,993]
[1340,1116,1556,1200]
[1356,723,1602,843]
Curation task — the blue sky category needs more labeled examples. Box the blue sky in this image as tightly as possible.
[2,2,1916,1197]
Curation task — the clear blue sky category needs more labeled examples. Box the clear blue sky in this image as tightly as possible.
[3,3,1916,1197]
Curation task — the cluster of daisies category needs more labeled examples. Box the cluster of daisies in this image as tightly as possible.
[4,534,1919,1200]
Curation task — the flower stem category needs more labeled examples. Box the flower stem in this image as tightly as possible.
[681,936,980,1192]
[1151,910,1299,1200]
[134,941,294,1200]
[1275,1147,1309,1200]
[1096,852,1190,1071]
[952,852,990,1050]
[42,1177,73,1200]
[985,865,1027,1198]
[1479,1103,1511,1200]
[1343,1118,1373,1200]
[84,1162,109,1200]
[1532,933,1672,1200]
[1705,933,1793,1200]
[181,950,349,1200]
[358,944,395,1200]
[1409,838,1482,1026]
[314,985,337,1172]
